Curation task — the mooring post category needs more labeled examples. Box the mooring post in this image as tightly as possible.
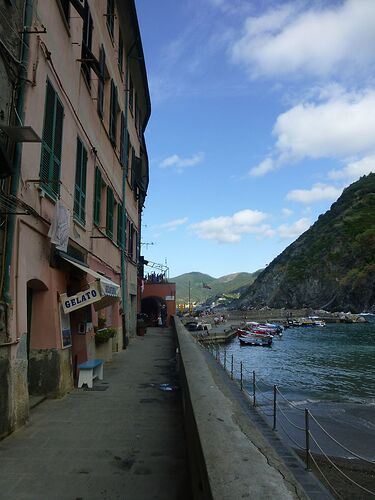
[240,362,243,391]
[305,409,311,471]
[230,354,233,380]
[224,350,227,372]
[273,385,277,430]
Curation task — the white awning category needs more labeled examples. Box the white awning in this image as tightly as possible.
[59,254,121,313]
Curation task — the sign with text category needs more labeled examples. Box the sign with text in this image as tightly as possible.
[60,281,101,314]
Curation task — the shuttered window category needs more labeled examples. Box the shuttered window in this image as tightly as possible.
[109,80,118,146]
[128,74,134,113]
[81,1,93,86]
[93,167,102,226]
[40,80,64,197]
[106,0,114,38]
[74,137,87,224]
[120,112,128,167]
[118,29,124,76]
[106,186,114,238]
[97,45,105,119]
[117,204,124,247]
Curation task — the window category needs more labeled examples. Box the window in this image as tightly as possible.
[40,80,64,197]
[120,112,127,167]
[109,80,118,146]
[118,29,124,76]
[93,167,102,226]
[106,186,115,238]
[97,45,106,119]
[128,220,134,259]
[117,204,124,247]
[106,0,114,39]
[127,141,134,186]
[128,74,134,114]
[81,1,93,86]
[74,137,88,224]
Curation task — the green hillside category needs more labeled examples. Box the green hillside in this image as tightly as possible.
[171,271,260,304]
[236,174,375,313]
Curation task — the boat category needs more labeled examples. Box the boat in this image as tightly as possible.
[238,334,272,347]
[237,328,273,338]
[244,321,283,336]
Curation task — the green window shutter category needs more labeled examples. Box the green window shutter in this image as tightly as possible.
[39,80,64,197]
[117,204,123,247]
[109,80,117,145]
[118,29,123,75]
[97,45,105,118]
[74,137,87,224]
[93,167,102,226]
[107,0,114,38]
[106,186,114,238]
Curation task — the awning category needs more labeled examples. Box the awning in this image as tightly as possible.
[59,254,121,313]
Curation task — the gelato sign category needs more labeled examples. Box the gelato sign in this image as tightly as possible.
[60,282,101,314]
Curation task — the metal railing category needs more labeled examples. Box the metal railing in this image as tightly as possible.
[200,339,375,498]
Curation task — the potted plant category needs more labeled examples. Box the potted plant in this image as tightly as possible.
[137,313,148,336]
[94,316,116,345]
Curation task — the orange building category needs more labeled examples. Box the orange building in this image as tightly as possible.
[141,280,176,328]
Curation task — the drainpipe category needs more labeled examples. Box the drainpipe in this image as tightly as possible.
[2,0,33,310]
[121,41,137,347]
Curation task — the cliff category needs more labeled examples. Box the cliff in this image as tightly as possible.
[237,174,375,313]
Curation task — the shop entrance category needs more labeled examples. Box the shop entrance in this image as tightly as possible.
[141,296,166,327]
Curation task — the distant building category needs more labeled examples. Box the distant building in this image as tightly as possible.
[0,0,150,438]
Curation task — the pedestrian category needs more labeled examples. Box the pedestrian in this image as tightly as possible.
[160,304,167,327]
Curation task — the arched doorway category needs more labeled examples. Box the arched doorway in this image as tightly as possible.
[26,279,48,395]
[141,296,166,327]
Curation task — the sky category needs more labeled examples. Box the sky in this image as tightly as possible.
[135,0,375,278]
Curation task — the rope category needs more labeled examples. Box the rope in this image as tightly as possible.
[308,452,342,499]
[309,433,375,496]
[275,387,305,412]
[276,403,306,431]
[276,419,305,451]
[308,412,375,465]
[253,382,274,403]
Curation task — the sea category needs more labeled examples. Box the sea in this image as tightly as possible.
[219,315,375,459]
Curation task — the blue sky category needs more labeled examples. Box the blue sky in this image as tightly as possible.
[135,0,375,278]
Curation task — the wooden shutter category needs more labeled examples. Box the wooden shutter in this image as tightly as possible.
[97,45,105,118]
[109,81,117,145]
[106,186,114,238]
[93,167,102,226]
[118,29,123,75]
[106,0,114,38]
[74,138,87,223]
[40,80,64,196]
[117,204,123,247]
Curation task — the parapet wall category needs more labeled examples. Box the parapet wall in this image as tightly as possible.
[173,316,306,500]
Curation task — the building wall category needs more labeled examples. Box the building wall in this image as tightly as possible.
[1,0,150,438]
[142,283,177,327]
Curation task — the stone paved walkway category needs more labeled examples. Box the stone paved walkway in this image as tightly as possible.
[0,328,191,500]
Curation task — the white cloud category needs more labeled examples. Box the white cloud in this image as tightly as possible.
[282,208,293,218]
[286,183,343,204]
[157,217,189,231]
[274,91,375,161]
[329,155,375,180]
[190,209,269,243]
[249,158,275,177]
[277,218,311,240]
[250,89,375,178]
[230,0,375,79]
[159,152,204,171]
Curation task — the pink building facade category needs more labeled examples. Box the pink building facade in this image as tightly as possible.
[1,0,150,438]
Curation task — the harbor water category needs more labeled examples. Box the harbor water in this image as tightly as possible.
[220,315,375,459]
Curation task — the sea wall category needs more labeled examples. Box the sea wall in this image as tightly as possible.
[173,316,306,500]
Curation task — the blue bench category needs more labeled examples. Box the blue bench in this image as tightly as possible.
[78,359,104,388]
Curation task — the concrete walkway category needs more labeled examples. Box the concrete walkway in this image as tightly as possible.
[0,328,191,500]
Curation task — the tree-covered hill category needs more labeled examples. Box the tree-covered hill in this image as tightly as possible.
[171,271,260,304]
[235,174,375,313]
